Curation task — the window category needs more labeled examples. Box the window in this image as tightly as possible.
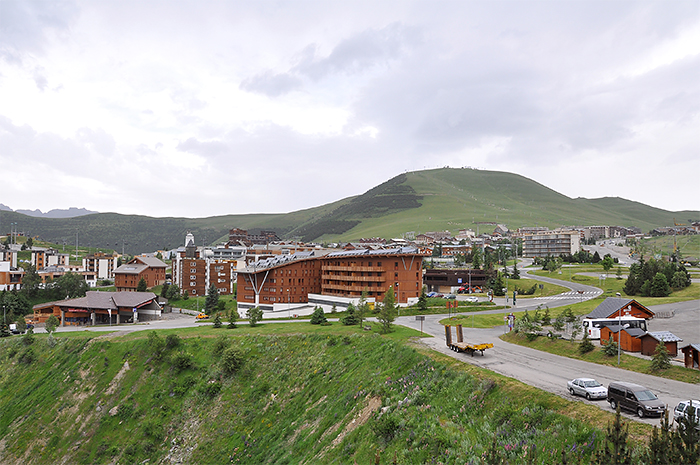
[190,268,196,273]
[190,282,196,286]
[190,275,196,280]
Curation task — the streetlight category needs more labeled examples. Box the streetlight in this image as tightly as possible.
[287,288,291,318]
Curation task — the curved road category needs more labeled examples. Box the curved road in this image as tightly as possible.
[398,268,699,426]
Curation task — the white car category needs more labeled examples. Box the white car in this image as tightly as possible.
[673,400,700,430]
[567,378,607,400]
[464,296,479,303]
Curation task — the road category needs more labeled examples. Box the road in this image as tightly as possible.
[43,268,698,426]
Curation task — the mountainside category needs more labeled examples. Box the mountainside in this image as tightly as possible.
[0,328,606,464]
[2,168,696,254]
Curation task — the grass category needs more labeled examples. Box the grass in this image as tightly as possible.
[501,332,700,385]
[0,321,661,464]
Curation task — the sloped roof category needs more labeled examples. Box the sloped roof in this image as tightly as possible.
[643,331,683,343]
[681,343,700,352]
[606,325,646,337]
[133,256,167,268]
[52,291,157,311]
[586,297,654,319]
[114,263,149,275]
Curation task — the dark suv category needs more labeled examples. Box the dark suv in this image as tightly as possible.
[607,382,666,418]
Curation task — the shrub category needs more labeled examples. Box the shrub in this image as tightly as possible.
[650,342,672,371]
[310,307,327,325]
[578,333,595,354]
[18,347,35,364]
[221,346,245,376]
[341,304,360,326]
[603,337,619,357]
[165,334,181,350]
[199,381,222,399]
[248,306,263,326]
[213,313,222,328]
[148,331,165,359]
[172,351,194,372]
[45,314,59,334]
[212,335,230,358]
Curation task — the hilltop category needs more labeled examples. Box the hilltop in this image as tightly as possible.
[2,168,696,254]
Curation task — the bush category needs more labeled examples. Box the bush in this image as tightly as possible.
[603,337,619,357]
[213,313,222,328]
[212,335,230,358]
[199,381,222,399]
[310,307,327,325]
[171,351,194,372]
[247,306,263,326]
[578,333,595,354]
[148,331,165,360]
[221,346,245,376]
[650,342,672,371]
[165,334,181,350]
[341,304,360,326]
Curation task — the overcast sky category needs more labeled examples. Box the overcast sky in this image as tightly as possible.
[1,1,698,218]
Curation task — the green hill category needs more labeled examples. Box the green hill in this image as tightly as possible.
[0,325,623,464]
[2,168,696,253]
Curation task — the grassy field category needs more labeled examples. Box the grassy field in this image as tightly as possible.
[0,321,662,464]
[501,332,700,385]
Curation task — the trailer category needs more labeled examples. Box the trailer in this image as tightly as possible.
[445,324,493,356]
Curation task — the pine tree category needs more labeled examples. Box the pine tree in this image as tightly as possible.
[650,342,671,371]
[310,306,327,325]
[341,304,360,326]
[136,277,148,292]
[594,406,632,464]
[377,287,397,334]
[213,313,222,328]
[227,308,239,329]
[578,331,595,354]
[205,283,220,314]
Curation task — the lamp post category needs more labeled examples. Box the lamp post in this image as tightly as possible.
[287,288,291,318]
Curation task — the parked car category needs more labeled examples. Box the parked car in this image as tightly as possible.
[426,292,438,298]
[673,400,700,430]
[464,296,479,303]
[195,312,209,320]
[444,294,457,300]
[567,378,607,400]
[607,381,666,418]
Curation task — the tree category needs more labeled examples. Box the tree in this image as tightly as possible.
[205,283,220,314]
[616,266,623,280]
[247,306,263,326]
[26,237,33,248]
[165,284,180,300]
[650,272,671,297]
[213,313,222,328]
[592,251,602,263]
[602,255,615,271]
[160,282,170,298]
[578,331,595,354]
[603,336,619,357]
[357,290,369,326]
[20,264,42,298]
[136,277,148,292]
[310,306,327,325]
[15,316,27,334]
[594,406,632,465]
[227,308,239,329]
[417,288,428,313]
[341,304,360,326]
[54,272,89,298]
[511,264,520,279]
[472,247,482,270]
[377,287,397,334]
[650,342,671,371]
[45,314,59,334]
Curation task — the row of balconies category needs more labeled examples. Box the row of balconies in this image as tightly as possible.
[321,274,386,282]
[322,283,387,293]
[323,265,389,272]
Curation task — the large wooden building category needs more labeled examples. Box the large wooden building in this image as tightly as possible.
[114,256,167,291]
[236,247,426,315]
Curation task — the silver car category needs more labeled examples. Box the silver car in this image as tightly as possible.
[567,378,607,400]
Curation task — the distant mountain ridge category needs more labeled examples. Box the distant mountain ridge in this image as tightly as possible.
[1,169,697,254]
[0,205,98,218]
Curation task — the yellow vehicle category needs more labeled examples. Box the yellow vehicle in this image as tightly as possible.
[195,312,209,320]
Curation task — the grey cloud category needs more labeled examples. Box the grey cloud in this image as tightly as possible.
[294,22,420,80]
[177,137,231,157]
[239,70,304,97]
[0,0,77,63]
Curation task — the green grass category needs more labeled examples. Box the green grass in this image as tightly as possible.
[501,332,700,384]
[0,321,660,464]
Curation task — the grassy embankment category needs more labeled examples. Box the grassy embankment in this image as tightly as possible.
[0,321,656,465]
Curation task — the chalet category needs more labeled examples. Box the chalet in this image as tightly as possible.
[585,297,655,320]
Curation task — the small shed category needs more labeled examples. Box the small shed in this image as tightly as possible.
[680,343,700,370]
[600,325,645,353]
[638,331,682,357]
[586,297,655,320]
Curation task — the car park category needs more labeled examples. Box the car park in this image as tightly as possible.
[607,381,666,418]
[567,378,607,400]
[673,400,700,430]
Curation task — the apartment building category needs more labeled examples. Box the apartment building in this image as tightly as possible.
[522,230,581,258]
[82,252,117,280]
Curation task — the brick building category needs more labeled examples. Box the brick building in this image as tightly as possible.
[114,256,167,291]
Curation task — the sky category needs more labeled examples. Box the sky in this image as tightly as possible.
[0,0,698,218]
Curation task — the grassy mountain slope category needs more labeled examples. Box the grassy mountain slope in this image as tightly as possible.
[0,326,620,464]
[3,168,696,253]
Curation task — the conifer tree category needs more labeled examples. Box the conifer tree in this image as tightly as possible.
[594,406,632,465]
